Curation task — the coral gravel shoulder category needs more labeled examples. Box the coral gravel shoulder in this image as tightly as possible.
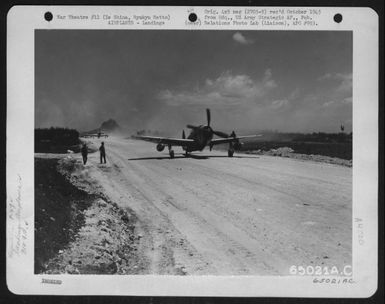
[35,156,146,274]
[244,147,352,167]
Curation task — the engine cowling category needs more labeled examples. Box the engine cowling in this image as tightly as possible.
[156,143,165,152]
[233,142,243,151]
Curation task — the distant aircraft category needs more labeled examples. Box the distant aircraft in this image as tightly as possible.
[81,129,109,138]
[340,124,345,132]
[134,109,261,158]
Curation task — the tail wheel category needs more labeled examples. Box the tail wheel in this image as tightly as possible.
[169,150,175,158]
[228,149,234,157]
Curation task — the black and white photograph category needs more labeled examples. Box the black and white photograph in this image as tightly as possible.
[6,6,379,297]
[34,29,353,275]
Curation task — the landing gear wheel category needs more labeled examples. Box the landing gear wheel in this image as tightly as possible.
[228,149,234,157]
[169,150,175,159]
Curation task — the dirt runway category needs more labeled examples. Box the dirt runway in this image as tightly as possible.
[78,136,352,275]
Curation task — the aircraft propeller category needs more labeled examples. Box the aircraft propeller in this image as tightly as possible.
[185,109,235,139]
[212,130,229,138]
[186,124,199,129]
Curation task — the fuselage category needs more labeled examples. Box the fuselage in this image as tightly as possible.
[185,126,213,152]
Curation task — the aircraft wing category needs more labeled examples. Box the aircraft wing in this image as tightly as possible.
[133,135,195,147]
[210,135,262,145]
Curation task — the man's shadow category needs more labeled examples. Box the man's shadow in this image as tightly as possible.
[127,154,259,161]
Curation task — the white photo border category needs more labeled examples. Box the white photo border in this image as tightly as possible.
[6,6,379,297]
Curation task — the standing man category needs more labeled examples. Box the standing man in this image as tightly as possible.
[81,143,88,165]
[99,142,106,164]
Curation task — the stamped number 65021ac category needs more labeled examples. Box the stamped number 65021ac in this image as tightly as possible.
[289,265,352,276]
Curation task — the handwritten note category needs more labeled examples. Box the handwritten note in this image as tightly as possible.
[8,174,29,258]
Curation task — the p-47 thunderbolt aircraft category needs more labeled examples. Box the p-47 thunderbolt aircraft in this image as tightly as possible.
[134,109,261,158]
[80,129,109,139]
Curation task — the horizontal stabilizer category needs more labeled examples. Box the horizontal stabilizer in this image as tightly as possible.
[133,135,195,147]
[210,134,262,145]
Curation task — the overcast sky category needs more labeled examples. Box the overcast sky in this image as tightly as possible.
[36,30,352,134]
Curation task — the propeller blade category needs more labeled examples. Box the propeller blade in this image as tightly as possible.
[182,130,186,139]
[187,124,199,129]
[206,108,211,127]
[212,130,229,138]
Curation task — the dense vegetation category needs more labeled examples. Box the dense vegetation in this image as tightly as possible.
[35,127,80,153]
[250,131,352,143]
[239,132,352,160]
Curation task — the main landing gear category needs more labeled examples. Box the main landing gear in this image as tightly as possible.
[228,142,235,157]
[168,145,175,159]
